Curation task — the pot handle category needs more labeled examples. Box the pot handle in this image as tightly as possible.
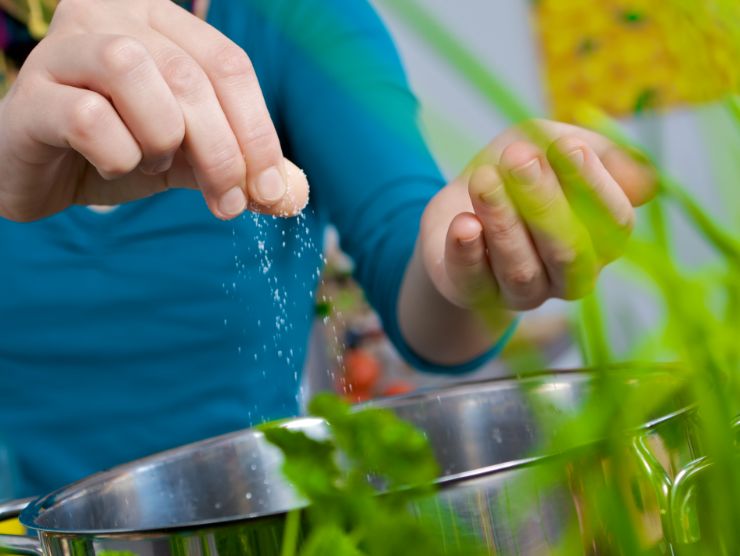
[633,416,740,549]
[668,416,740,547]
[0,498,42,555]
[631,434,674,540]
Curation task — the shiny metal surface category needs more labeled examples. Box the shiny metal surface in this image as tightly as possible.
[0,369,702,555]
[27,417,326,533]
[0,498,34,522]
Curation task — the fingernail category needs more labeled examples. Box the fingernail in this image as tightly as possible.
[458,233,480,247]
[509,158,541,184]
[480,184,504,206]
[550,148,584,177]
[566,148,585,169]
[219,187,247,218]
[141,155,174,176]
[255,166,286,205]
[152,156,175,174]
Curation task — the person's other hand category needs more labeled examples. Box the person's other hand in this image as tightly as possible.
[421,120,657,313]
[0,0,309,222]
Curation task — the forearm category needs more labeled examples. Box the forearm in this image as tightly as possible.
[397,240,515,367]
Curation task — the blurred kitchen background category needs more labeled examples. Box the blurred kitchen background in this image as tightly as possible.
[302,0,740,404]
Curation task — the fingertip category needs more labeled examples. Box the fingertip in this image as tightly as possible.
[547,136,590,176]
[444,212,496,308]
[249,165,286,207]
[279,158,310,216]
[214,186,247,220]
[449,211,484,245]
[242,158,310,217]
[498,140,542,173]
[602,146,659,207]
[468,164,503,200]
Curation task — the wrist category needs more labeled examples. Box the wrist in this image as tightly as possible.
[398,239,514,367]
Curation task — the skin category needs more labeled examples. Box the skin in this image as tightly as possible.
[399,121,657,365]
[0,0,656,367]
[0,0,309,222]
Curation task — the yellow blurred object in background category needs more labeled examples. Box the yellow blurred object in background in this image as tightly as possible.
[0,518,24,535]
[533,0,740,121]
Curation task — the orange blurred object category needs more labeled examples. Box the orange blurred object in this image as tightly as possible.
[343,349,382,392]
[382,381,415,397]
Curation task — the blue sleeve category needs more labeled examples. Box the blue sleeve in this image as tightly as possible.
[268,0,512,373]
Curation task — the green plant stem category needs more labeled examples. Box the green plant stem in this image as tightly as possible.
[578,290,612,366]
[280,510,301,556]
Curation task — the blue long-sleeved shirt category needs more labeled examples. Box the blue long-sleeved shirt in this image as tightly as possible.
[0,0,501,497]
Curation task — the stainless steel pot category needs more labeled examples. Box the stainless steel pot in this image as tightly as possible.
[0,369,709,555]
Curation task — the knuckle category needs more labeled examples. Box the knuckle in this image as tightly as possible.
[100,36,150,77]
[210,42,254,80]
[199,143,244,185]
[241,122,279,156]
[147,130,184,159]
[548,246,579,269]
[68,93,109,139]
[488,215,522,241]
[162,55,208,100]
[502,265,541,293]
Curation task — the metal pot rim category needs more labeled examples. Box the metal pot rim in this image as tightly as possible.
[20,365,688,536]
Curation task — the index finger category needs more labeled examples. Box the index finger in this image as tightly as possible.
[149,1,308,215]
[540,123,658,207]
[473,120,657,207]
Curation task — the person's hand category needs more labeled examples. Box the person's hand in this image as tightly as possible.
[0,0,309,222]
[421,120,657,313]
